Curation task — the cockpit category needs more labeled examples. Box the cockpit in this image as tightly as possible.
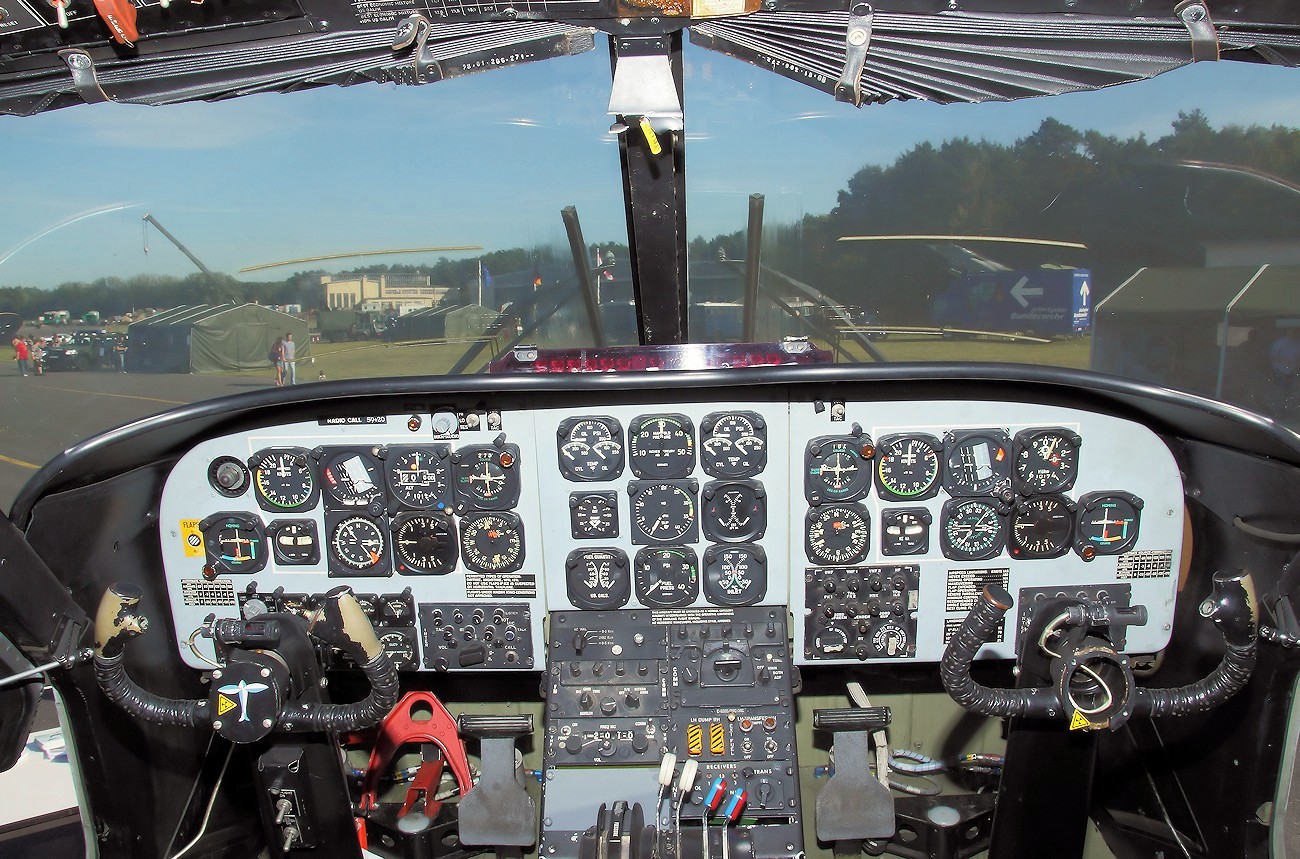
[1,3,1299,859]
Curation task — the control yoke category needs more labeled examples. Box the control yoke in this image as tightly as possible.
[940,570,1258,730]
[93,583,400,742]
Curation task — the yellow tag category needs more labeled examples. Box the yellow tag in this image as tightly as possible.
[217,694,237,717]
[638,117,662,156]
[1069,710,1091,731]
[709,722,726,754]
[180,519,204,557]
[686,723,703,756]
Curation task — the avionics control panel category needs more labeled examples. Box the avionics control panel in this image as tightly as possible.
[158,396,1183,669]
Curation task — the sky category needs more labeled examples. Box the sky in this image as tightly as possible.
[1,37,1298,289]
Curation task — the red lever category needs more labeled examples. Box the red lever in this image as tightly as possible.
[90,0,137,45]
[357,691,475,814]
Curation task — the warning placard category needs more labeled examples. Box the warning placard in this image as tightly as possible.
[944,567,1010,612]
[943,616,1005,644]
[465,571,537,599]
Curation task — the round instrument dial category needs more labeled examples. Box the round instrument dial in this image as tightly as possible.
[943,430,1012,497]
[200,513,267,574]
[634,546,699,608]
[703,545,767,606]
[267,519,320,565]
[701,480,766,543]
[392,511,458,575]
[701,411,767,478]
[805,504,871,566]
[1009,495,1074,559]
[566,548,631,610]
[880,508,931,556]
[628,414,695,479]
[1074,492,1142,558]
[875,434,942,501]
[379,630,418,670]
[453,445,521,512]
[250,448,318,512]
[557,417,625,482]
[805,436,874,504]
[458,511,525,573]
[570,492,619,539]
[329,515,388,572]
[387,446,451,510]
[940,498,1007,561]
[1014,428,1081,494]
[630,482,698,544]
[320,449,386,509]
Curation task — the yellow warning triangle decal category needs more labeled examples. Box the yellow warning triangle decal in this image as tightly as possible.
[1069,710,1090,731]
[217,694,237,717]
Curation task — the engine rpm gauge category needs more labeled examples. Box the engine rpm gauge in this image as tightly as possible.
[875,434,942,501]
[942,430,1013,497]
[634,546,700,608]
[386,445,452,510]
[565,548,631,610]
[453,444,522,513]
[940,498,1007,561]
[327,514,390,575]
[1009,495,1074,560]
[629,481,699,545]
[805,434,874,505]
[319,448,386,510]
[700,411,767,478]
[557,417,625,482]
[703,544,767,606]
[628,414,696,479]
[1014,428,1082,494]
[459,511,525,573]
[1074,492,1142,558]
[805,504,871,566]
[250,447,318,512]
[392,511,458,575]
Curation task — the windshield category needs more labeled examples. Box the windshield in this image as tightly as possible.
[2,36,1299,508]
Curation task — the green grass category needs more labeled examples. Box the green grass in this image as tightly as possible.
[213,334,1093,382]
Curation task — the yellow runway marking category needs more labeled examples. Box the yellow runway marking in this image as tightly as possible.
[0,454,39,470]
[36,386,186,405]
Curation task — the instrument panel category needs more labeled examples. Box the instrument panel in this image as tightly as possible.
[159,396,1183,670]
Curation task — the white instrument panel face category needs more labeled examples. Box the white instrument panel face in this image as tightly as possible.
[158,396,1183,670]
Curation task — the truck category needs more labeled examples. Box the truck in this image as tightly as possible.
[930,268,1092,336]
[40,310,70,325]
[315,309,390,342]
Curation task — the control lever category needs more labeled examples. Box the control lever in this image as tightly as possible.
[457,714,537,854]
[940,571,1258,729]
[93,584,399,739]
[357,691,474,816]
[813,707,895,849]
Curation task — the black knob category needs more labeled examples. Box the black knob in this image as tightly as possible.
[580,691,595,709]
[631,733,650,754]
[600,697,618,716]
[564,736,583,755]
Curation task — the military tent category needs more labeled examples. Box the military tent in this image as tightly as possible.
[126,304,310,373]
[1091,265,1300,414]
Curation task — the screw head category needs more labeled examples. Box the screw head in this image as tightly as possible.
[212,720,223,730]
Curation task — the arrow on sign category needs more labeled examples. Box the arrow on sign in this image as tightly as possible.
[1010,276,1043,308]
[1080,281,1090,307]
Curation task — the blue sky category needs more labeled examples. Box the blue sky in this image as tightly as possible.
[1,39,1297,288]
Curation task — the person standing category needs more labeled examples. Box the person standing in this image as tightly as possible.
[282,332,297,385]
[270,336,285,386]
[12,337,29,376]
[31,337,44,375]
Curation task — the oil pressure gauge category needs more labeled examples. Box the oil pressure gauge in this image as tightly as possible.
[557,416,625,482]
[700,411,767,478]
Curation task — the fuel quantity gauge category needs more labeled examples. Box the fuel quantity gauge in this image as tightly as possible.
[566,548,631,610]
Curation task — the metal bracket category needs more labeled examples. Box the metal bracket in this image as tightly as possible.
[1176,0,1219,63]
[457,714,537,849]
[390,14,437,85]
[58,50,110,105]
[834,4,873,106]
[814,707,895,843]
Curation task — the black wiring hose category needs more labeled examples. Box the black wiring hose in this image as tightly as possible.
[277,650,400,733]
[940,584,1059,719]
[94,653,210,728]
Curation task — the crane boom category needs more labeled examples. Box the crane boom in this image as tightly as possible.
[142,213,216,278]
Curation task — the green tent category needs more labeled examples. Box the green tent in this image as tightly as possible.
[1091,265,1300,412]
[127,304,310,374]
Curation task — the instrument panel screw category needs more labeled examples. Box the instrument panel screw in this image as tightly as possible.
[212,720,223,730]
[261,668,271,678]
[263,718,274,729]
